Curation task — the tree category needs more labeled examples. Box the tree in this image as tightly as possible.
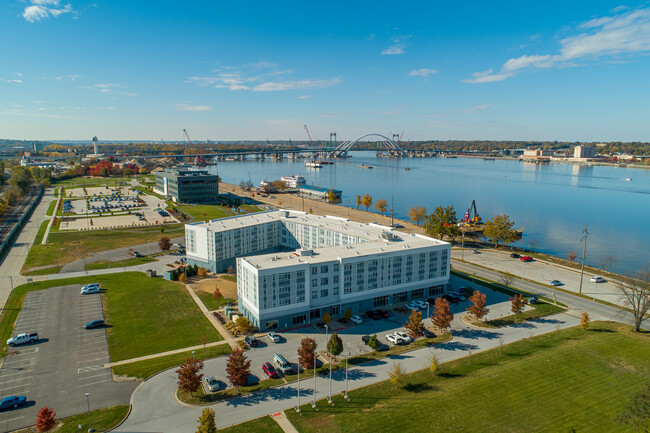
[388,362,406,389]
[374,199,387,215]
[429,353,439,376]
[197,267,208,278]
[213,287,222,298]
[361,194,373,211]
[196,407,217,433]
[322,311,331,325]
[0,161,5,185]
[235,316,252,334]
[178,273,187,283]
[510,294,527,317]
[344,308,352,321]
[466,290,489,321]
[529,237,537,253]
[225,348,251,392]
[159,236,171,251]
[298,337,317,371]
[226,266,235,274]
[404,310,424,341]
[408,206,427,226]
[35,406,56,432]
[498,271,514,288]
[615,382,650,432]
[599,256,617,276]
[176,356,204,396]
[355,195,362,209]
[483,214,518,247]
[617,267,650,332]
[431,298,453,331]
[272,180,287,191]
[327,332,343,357]
[327,188,337,202]
[423,205,461,242]
[567,250,578,263]
[368,334,380,350]
[581,312,590,330]
[9,166,32,194]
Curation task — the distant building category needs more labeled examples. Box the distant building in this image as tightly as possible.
[185,210,450,330]
[574,145,596,159]
[154,168,219,203]
[522,149,554,159]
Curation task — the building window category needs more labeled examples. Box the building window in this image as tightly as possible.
[411,288,425,299]
[321,277,329,285]
[374,295,389,307]
[312,279,318,287]
[266,320,278,330]
[320,289,328,297]
[333,287,339,295]
[320,265,329,273]
[392,292,408,303]
[297,295,305,303]
[333,264,339,271]
[312,291,318,299]
[333,275,339,283]
[292,314,307,325]
[312,267,318,275]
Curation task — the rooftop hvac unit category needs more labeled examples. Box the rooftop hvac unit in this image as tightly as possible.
[299,249,313,257]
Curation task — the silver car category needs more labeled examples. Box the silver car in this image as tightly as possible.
[204,375,219,392]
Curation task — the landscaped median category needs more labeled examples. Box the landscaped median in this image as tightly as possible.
[85,256,156,271]
[17,405,129,433]
[176,333,452,406]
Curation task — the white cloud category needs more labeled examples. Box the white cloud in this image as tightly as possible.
[381,45,404,55]
[0,78,23,83]
[465,6,650,83]
[409,68,438,77]
[175,104,211,112]
[22,1,74,22]
[189,63,341,92]
[80,83,123,94]
[297,95,311,99]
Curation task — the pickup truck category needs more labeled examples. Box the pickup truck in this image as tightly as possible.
[7,332,39,347]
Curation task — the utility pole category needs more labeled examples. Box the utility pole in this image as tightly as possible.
[390,194,394,227]
[579,225,589,295]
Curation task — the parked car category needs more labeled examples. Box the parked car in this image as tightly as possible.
[7,332,38,347]
[365,310,376,319]
[385,333,405,345]
[81,284,101,294]
[204,375,219,392]
[350,315,363,324]
[422,329,436,338]
[426,298,438,305]
[510,253,520,258]
[520,256,533,262]
[0,396,27,411]
[84,319,105,329]
[273,353,293,374]
[590,276,605,283]
[405,302,420,311]
[412,300,427,309]
[394,331,412,343]
[376,309,390,319]
[472,249,479,254]
[361,335,371,345]
[133,251,142,258]
[262,362,279,379]
[244,335,258,348]
[529,295,539,304]
[549,280,562,286]
[390,223,404,228]
[442,294,458,304]
[266,331,280,343]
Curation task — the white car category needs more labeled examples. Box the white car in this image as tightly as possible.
[412,300,427,309]
[590,276,605,283]
[204,375,219,392]
[394,331,413,343]
[267,331,280,343]
[405,302,420,311]
[81,284,101,294]
[385,333,405,345]
[350,315,363,324]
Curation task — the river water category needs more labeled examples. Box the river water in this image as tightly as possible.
[207,152,649,275]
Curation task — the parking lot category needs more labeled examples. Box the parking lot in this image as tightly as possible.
[0,285,138,431]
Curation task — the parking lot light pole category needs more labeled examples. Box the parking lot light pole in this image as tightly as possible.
[344,351,350,400]
[312,351,317,409]
[296,363,301,413]
[328,355,333,406]
[85,392,94,432]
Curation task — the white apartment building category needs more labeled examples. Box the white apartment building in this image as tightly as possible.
[186,210,450,331]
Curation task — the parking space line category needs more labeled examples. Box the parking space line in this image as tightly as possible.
[78,372,111,380]
[79,356,110,364]
[77,378,113,387]
[0,416,26,424]
[0,376,31,385]
[78,365,106,373]
[1,382,30,391]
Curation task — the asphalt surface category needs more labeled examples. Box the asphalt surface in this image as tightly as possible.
[0,284,138,432]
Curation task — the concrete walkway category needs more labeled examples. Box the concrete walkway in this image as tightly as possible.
[41,191,60,244]
[271,411,300,433]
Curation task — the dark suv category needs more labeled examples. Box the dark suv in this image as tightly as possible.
[244,335,258,348]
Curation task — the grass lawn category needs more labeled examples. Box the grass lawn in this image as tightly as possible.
[112,343,232,379]
[21,265,63,276]
[85,256,156,270]
[175,204,232,222]
[473,301,566,328]
[196,291,228,310]
[240,204,265,213]
[219,416,283,433]
[102,273,223,361]
[33,220,49,245]
[53,176,135,187]
[22,223,184,271]
[18,405,129,433]
[45,199,57,216]
[284,321,650,433]
[221,274,237,282]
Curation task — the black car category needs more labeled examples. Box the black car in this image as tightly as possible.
[365,311,375,319]
[84,319,105,329]
[427,298,437,305]
[510,253,520,258]
[422,329,436,338]
[244,335,258,347]
[375,309,390,319]
[442,295,459,304]
[361,335,371,345]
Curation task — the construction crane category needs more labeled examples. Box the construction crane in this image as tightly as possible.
[182,129,193,146]
[160,138,167,145]
[463,200,482,225]
[304,125,314,147]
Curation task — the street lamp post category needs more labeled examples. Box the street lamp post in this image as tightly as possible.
[85,392,94,432]
[296,363,301,413]
[328,354,333,405]
[344,351,350,400]
[8,276,13,295]
[472,272,476,284]
[312,351,317,409]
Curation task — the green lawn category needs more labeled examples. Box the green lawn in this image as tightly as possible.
[219,416,283,433]
[33,220,49,245]
[196,291,228,311]
[53,176,136,187]
[85,256,156,270]
[22,224,184,271]
[476,301,566,328]
[176,204,232,222]
[112,343,232,379]
[18,405,129,433]
[284,322,650,433]
[21,265,63,276]
[102,273,223,361]
[45,199,57,216]
[241,204,265,213]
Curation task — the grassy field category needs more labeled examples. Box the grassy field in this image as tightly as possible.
[476,301,566,328]
[85,256,156,270]
[22,223,184,271]
[21,265,63,276]
[45,199,57,216]
[32,220,49,245]
[196,290,229,310]
[102,273,223,361]
[52,176,137,187]
[112,343,232,379]
[176,204,232,222]
[18,405,129,433]
[282,321,650,433]
[220,416,284,433]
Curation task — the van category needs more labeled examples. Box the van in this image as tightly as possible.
[273,353,292,374]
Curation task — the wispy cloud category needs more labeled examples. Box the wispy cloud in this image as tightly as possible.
[175,104,211,112]
[188,62,341,92]
[427,104,491,118]
[381,35,412,56]
[297,95,311,99]
[80,83,122,94]
[465,6,650,83]
[22,0,74,22]
[0,78,23,83]
[409,68,438,77]
[56,74,80,81]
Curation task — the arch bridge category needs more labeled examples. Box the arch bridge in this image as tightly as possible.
[328,133,405,158]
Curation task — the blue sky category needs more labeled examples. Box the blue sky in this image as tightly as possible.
[2,1,650,142]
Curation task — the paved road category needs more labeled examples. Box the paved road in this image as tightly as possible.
[0,285,138,431]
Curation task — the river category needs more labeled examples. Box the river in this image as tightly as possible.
[206,152,649,275]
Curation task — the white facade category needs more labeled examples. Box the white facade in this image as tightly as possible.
[186,210,451,331]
